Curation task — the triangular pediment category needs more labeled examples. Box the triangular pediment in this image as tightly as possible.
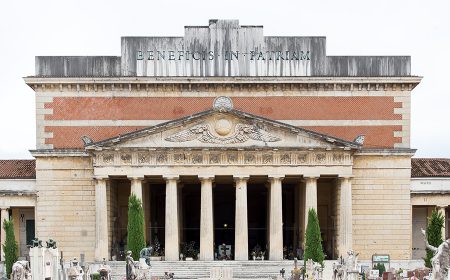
[86,109,360,151]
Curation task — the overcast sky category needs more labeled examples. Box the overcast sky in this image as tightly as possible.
[0,0,449,159]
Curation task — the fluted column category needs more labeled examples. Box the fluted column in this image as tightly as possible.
[339,177,353,255]
[438,205,447,240]
[95,178,108,261]
[269,176,284,260]
[1,208,9,261]
[234,177,249,260]
[199,177,214,260]
[304,177,318,236]
[165,177,179,261]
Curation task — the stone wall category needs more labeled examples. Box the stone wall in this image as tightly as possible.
[35,156,96,261]
[352,154,412,260]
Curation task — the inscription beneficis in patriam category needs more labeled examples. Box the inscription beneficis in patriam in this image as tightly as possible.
[136,50,311,61]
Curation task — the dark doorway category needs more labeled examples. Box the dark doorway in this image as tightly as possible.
[25,219,35,246]
[181,183,200,249]
[282,183,296,259]
[213,182,235,259]
[149,183,166,252]
[247,183,268,259]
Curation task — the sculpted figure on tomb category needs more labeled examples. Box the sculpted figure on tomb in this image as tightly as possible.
[11,261,31,280]
[421,228,450,280]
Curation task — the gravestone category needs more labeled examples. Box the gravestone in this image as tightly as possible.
[29,238,59,280]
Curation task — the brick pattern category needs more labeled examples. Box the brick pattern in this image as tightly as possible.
[411,158,450,177]
[44,125,401,149]
[0,160,36,179]
[45,126,146,148]
[44,96,402,120]
[352,156,412,260]
[306,126,402,149]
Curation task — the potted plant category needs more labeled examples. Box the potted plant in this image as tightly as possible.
[251,251,256,260]
[149,237,163,261]
[181,241,198,261]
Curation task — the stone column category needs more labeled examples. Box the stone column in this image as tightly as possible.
[1,208,9,261]
[304,177,318,236]
[131,177,145,241]
[269,176,283,260]
[95,178,109,261]
[130,177,144,202]
[339,177,353,255]
[235,177,249,260]
[165,177,179,261]
[200,177,214,260]
[438,205,447,240]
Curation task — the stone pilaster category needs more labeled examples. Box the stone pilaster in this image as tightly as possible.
[234,177,249,260]
[304,177,318,235]
[339,177,353,255]
[438,205,447,240]
[200,177,214,261]
[0,208,9,261]
[95,178,109,261]
[165,177,179,261]
[269,176,284,260]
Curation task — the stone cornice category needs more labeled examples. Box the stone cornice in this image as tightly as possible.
[24,76,422,92]
[30,149,90,157]
[354,148,416,156]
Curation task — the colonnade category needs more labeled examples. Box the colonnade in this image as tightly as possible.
[94,175,353,261]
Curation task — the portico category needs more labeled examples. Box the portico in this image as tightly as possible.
[87,99,358,262]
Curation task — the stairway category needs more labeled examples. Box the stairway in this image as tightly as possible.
[107,260,298,280]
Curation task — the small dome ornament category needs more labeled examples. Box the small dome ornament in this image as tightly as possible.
[213,96,233,112]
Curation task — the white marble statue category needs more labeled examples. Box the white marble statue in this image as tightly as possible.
[11,261,31,280]
[421,228,450,280]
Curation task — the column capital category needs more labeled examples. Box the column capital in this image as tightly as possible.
[93,176,108,181]
[303,175,320,180]
[199,176,215,182]
[234,176,249,182]
[338,175,354,180]
[437,205,448,209]
[129,176,145,181]
[268,176,284,182]
[163,176,179,182]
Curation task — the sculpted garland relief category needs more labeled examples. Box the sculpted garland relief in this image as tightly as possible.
[95,151,352,166]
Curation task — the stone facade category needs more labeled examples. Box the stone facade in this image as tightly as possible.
[21,19,423,263]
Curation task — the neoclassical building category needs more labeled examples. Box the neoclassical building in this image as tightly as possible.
[18,19,424,263]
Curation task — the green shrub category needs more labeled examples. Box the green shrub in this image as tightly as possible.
[303,208,324,266]
[127,194,146,260]
[91,272,100,280]
[3,219,18,278]
[374,263,386,275]
[424,208,444,268]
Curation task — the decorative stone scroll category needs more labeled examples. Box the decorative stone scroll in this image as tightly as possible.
[94,150,352,167]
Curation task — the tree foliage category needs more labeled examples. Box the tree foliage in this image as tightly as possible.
[304,208,324,266]
[127,194,146,260]
[3,219,18,278]
[424,208,444,268]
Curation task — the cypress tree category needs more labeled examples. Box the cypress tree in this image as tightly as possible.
[304,208,324,266]
[3,219,18,278]
[424,208,444,268]
[127,194,146,260]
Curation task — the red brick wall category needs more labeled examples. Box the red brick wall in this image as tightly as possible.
[45,96,401,120]
[43,96,403,148]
